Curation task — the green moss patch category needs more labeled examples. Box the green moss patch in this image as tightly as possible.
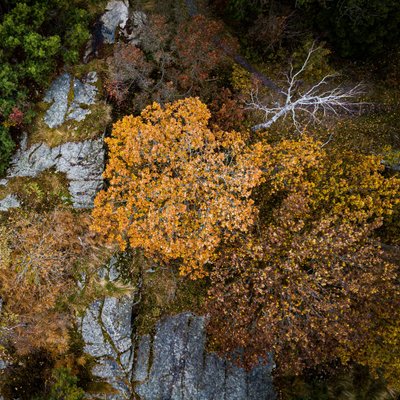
[130,253,208,335]
[0,170,71,211]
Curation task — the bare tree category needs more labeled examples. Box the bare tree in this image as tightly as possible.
[248,43,364,132]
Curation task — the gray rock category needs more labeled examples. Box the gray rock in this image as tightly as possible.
[134,335,151,382]
[101,0,129,44]
[85,71,98,84]
[79,259,136,399]
[66,105,92,122]
[123,11,148,45]
[102,296,134,354]
[247,362,276,400]
[108,256,121,282]
[43,73,99,128]
[7,134,105,208]
[79,260,275,399]
[81,309,276,399]
[66,78,98,122]
[225,363,247,400]
[135,313,276,400]
[0,194,20,211]
[43,73,71,128]
[198,354,225,400]
[120,348,134,370]
[72,78,98,106]
[8,141,54,178]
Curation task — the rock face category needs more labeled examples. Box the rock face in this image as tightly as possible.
[79,259,136,399]
[43,72,99,128]
[80,276,276,400]
[43,73,71,128]
[6,133,104,208]
[100,0,130,44]
[0,70,105,209]
[134,313,276,400]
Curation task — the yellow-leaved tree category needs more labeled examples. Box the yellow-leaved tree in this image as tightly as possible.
[92,97,264,278]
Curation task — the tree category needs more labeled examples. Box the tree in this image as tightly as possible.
[172,15,237,92]
[0,126,14,176]
[105,43,153,105]
[0,0,95,174]
[92,97,264,278]
[295,0,400,59]
[354,309,400,391]
[104,14,237,112]
[0,0,92,125]
[247,43,363,132]
[206,136,400,375]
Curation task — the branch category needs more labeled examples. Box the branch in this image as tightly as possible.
[248,44,365,133]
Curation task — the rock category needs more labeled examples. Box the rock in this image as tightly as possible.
[80,309,276,399]
[122,11,148,45]
[133,335,151,382]
[247,362,277,400]
[100,0,129,44]
[66,78,98,122]
[0,194,21,212]
[43,73,99,128]
[85,71,98,84]
[43,73,71,128]
[79,261,136,399]
[7,134,105,208]
[134,313,276,400]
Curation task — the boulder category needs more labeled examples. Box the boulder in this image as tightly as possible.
[79,259,136,399]
[100,0,130,44]
[6,133,105,208]
[122,11,148,45]
[43,73,99,129]
[43,73,71,128]
[80,303,276,399]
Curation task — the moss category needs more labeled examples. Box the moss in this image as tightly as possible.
[28,101,111,148]
[69,60,107,89]
[131,255,208,335]
[67,77,75,105]
[0,170,71,211]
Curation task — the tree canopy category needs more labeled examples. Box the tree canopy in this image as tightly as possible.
[92,97,264,278]
[207,137,400,377]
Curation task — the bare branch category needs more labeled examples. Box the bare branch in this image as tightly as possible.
[248,44,365,133]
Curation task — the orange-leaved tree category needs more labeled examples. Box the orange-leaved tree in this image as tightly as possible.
[92,97,264,278]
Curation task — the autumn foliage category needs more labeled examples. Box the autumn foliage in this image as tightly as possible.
[92,97,264,278]
[92,97,400,381]
[206,137,400,375]
[173,15,237,91]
